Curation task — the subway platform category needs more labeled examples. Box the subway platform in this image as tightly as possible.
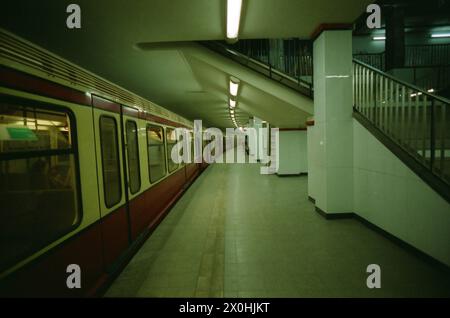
[105,162,450,298]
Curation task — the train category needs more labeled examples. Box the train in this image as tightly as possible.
[0,29,209,297]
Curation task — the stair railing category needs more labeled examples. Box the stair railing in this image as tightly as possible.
[353,59,450,186]
[200,41,313,98]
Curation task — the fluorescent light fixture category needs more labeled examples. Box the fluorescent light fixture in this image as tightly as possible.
[227,0,243,40]
[431,33,450,38]
[427,88,435,93]
[326,75,350,79]
[373,36,386,40]
[229,99,236,108]
[229,79,239,96]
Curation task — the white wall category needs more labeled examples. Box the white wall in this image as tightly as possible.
[277,130,307,175]
[353,119,450,266]
[307,126,317,200]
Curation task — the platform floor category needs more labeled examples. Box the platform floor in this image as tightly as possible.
[105,163,450,297]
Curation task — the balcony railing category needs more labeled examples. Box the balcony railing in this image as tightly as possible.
[354,43,450,70]
[229,39,313,80]
[353,59,450,197]
[201,40,313,97]
[405,44,450,68]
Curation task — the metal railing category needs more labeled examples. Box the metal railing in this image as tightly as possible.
[353,43,450,71]
[229,39,313,82]
[406,44,450,68]
[353,52,385,71]
[353,59,450,185]
[201,41,313,98]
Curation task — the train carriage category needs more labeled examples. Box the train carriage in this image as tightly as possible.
[0,29,207,297]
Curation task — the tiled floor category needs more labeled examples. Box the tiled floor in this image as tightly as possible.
[105,162,450,298]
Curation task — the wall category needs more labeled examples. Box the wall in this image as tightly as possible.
[353,119,450,266]
[307,126,317,199]
[277,130,307,175]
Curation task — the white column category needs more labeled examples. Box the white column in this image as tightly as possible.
[313,30,353,215]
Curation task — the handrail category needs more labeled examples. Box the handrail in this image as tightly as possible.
[353,58,450,104]
[206,41,312,86]
[200,41,313,98]
[354,43,450,71]
[353,60,450,194]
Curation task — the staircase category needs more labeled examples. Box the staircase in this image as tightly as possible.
[353,60,450,202]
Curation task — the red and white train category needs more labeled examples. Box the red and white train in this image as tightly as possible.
[0,29,208,297]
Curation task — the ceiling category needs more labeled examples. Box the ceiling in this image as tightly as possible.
[0,0,371,128]
[354,0,450,35]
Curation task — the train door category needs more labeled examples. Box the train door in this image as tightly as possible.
[121,107,149,240]
[92,100,130,271]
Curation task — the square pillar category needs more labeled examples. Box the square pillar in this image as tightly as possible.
[312,29,353,215]
[385,6,405,71]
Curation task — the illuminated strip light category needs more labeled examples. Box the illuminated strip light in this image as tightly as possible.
[373,36,386,40]
[230,79,239,96]
[431,33,450,38]
[326,75,350,78]
[227,0,243,40]
[229,98,236,108]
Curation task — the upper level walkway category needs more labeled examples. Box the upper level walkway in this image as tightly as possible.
[105,159,450,298]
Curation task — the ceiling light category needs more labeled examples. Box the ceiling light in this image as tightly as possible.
[229,79,239,96]
[431,33,450,38]
[427,88,435,93]
[229,99,236,108]
[227,0,243,40]
[373,36,386,41]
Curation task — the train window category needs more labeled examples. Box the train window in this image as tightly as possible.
[125,120,141,194]
[147,124,166,183]
[99,116,122,208]
[0,102,80,272]
[166,127,179,173]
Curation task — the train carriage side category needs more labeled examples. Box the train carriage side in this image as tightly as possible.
[0,66,204,297]
[0,85,105,297]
